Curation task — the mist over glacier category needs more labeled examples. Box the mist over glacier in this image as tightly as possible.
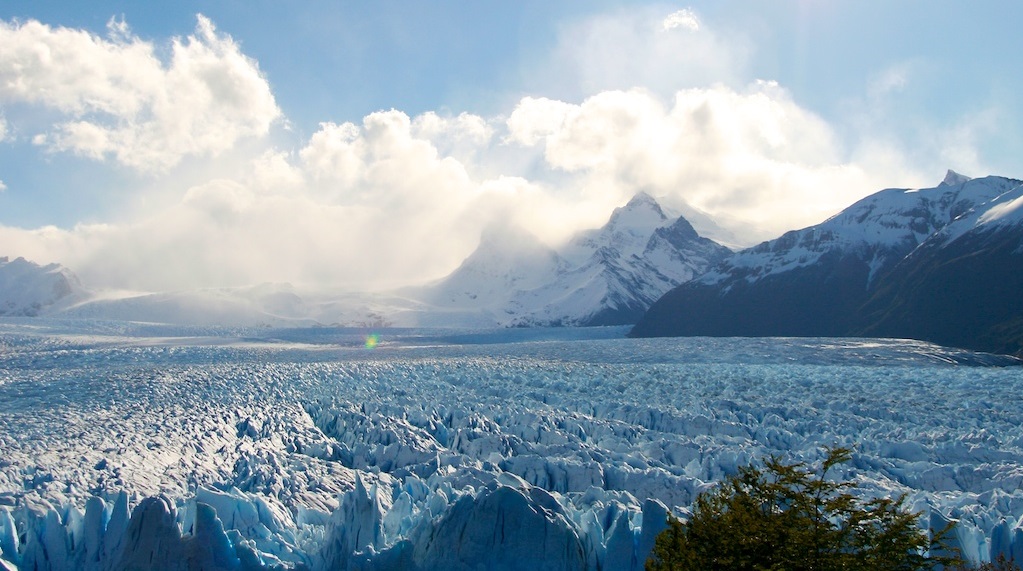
[1,321,1021,569]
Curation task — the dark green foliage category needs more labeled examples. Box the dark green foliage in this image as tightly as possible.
[646,447,959,571]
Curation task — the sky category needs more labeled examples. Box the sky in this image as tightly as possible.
[0,1,1020,291]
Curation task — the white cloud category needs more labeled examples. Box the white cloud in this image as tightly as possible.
[0,10,943,292]
[926,108,1002,177]
[247,150,305,194]
[507,84,915,240]
[0,15,280,172]
[868,64,911,98]
[0,83,934,290]
[299,121,363,190]
[0,114,9,190]
[0,110,523,290]
[662,8,700,32]
[505,97,576,146]
[840,60,1001,180]
[533,5,748,101]
[412,112,493,148]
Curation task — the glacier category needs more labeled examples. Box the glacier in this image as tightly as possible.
[1,319,1022,569]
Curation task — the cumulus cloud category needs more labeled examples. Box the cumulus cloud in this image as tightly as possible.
[2,83,925,291]
[662,8,700,32]
[0,15,280,171]
[507,83,916,240]
[505,97,576,147]
[0,109,546,290]
[0,10,939,292]
[532,5,748,101]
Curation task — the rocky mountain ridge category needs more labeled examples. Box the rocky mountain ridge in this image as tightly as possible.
[631,171,1023,355]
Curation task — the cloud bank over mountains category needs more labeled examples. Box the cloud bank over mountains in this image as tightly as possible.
[0,9,972,291]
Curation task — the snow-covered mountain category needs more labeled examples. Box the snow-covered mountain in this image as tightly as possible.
[631,171,1023,354]
[0,195,727,329]
[421,192,731,326]
[0,256,83,316]
[858,176,1023,354]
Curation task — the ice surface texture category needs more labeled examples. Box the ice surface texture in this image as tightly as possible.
[1,321,1022,569]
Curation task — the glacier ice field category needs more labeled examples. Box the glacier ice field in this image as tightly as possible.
[1,318,1023,570]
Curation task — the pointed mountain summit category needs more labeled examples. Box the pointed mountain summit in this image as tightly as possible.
[631,173,1023,355]
[603,192,668,234]
[940,169,973,187]
[562,192,669,264]
[419,193,731,327]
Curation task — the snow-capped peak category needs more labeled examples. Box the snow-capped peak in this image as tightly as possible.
[564,192,673,264]
[930,178,1023,246]
[415,192,728,327]
[605,191,668,232]
[697,174,1020,287]
[940,169,972,187]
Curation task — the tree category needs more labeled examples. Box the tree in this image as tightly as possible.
[646,447,959,571]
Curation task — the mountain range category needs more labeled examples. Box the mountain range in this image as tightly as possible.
[4,172,1021,355]
[630,171,1023,356]
[0,193,729,329]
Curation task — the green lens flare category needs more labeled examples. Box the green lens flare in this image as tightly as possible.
[364,334,379,349]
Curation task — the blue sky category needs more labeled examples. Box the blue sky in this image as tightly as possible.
[0,1,1020,290]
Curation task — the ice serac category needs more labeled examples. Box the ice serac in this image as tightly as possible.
[603,511,637,571]
[0,256,82,317]
[102,495,267,571]
[410,483,587,571]
[637,499,669,566]
[184,503,242,570]
[991,519,1023,565]
[422,192,730,327]
[631,173,1023,354]
[108,496,183,571]
[104,492,131,566]
[0,509,17,569]
[79,496,106,571]
[317,474,387,571]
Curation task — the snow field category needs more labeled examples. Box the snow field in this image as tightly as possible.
[1,323,1022,569]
